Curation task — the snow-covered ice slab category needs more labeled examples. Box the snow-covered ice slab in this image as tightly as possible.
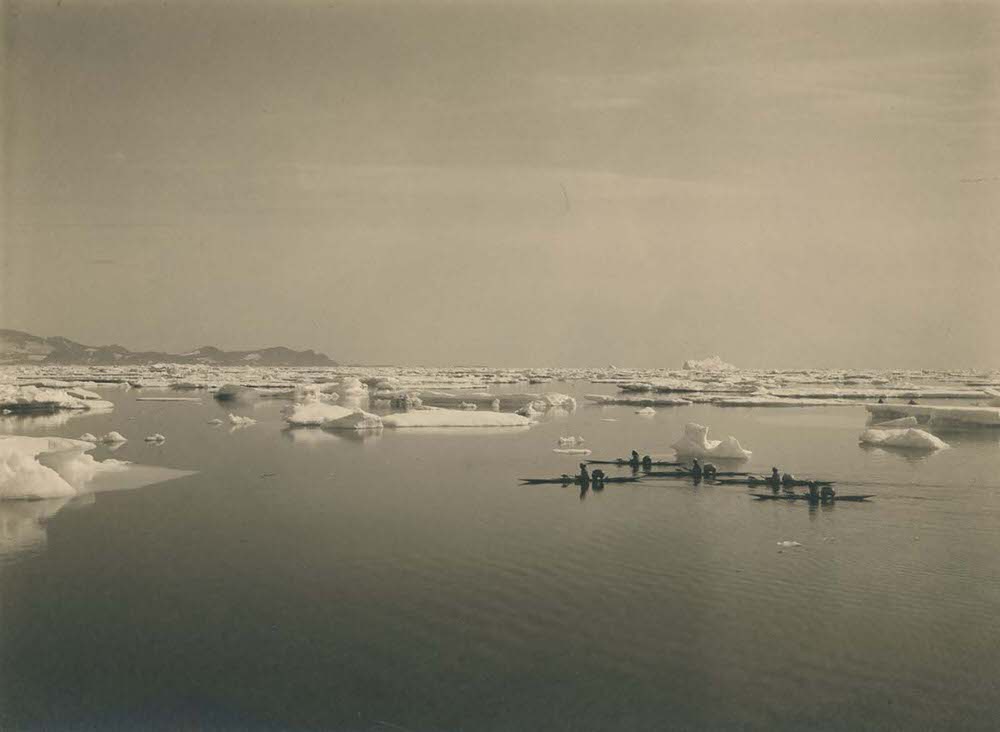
[866,404,1000,427]
[383,409,532,428]
[859,427,949,450]
[0,435,128,500]
[284,402,382,430]
[671,422,752,460]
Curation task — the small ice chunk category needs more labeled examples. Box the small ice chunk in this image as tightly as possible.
[553,448,592,455]
[79,433,98,442]
[207,418,224,425]
[459,402,478,411]
[859,428,949,451]
[671,422,752,460]
[227,413,257,426]
[99,431,128,444]
[322,409,383,431]
[557,436,585,446]
[777,541,802,548]
[636,406,656,416]
[144,434,166,443]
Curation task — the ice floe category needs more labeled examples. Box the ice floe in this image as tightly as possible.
[0,384,114,413]
[553,448,592,455]
[636,406,656,415]
[557,436,585,446]
[585,394,691,407]
[671,422,752,460]
[100,431,128,444]
[382,409,532,428]
[227,413,257,426]
[859,428,949,451]
[144,434,166,443]
[866,404,1000,427]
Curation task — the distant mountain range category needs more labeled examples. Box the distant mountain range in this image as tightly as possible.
[0,330,338,366]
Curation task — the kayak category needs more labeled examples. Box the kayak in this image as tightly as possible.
[644,470,752,478]
[750,493,873,502]
[520,476,642,485]
[714,477,833,487]
[586,459,681,466]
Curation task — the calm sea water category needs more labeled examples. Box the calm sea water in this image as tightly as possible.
[2,383,999,730]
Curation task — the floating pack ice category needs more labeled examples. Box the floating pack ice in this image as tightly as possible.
[671,422,752,460]
[859,428,949,451]
[99,431,128,444]
[0,384,114,413]
[382,409,531,428]
[283,401,382,430]
[585,394,691,406]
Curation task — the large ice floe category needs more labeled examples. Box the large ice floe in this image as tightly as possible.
[671,423,752,460]
[0,436,129,500]
[382,409,531,428]
[859,428,949,451]
[866,404,1000,428]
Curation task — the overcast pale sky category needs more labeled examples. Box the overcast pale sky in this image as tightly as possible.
[2,0,998,368]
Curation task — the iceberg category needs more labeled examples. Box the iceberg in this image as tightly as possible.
[383,409,532,428]
[683,356,737,371]
[671,422,752,460]
[0,436,128,501]
[100,431,128,444]
[859,428,949,451]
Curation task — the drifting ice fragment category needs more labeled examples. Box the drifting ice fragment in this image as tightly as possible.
[227,413,257,426]
[79,433,98,442]
[322,409,383,431]
[99,431,128,444]
[777,541,802,548]
[867,403,1000,427]
[671,423,752,460]
[558,436,585,446]
[207,418,224,425]
[553,448,592,455]
[871,416,919,428]
[859,428,949,451]
[636,407,656,416]
[144,434,166,443]
[284,402,354,427]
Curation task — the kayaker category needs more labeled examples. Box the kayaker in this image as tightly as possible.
[703,463,717,479]
[877,397,885,404]
[807,482,820,503]
[770,467,781,484]
[908,398,918,405]
[641,455,653,470]
[629,450,641,468]
[820,484,836,501]
[691,459,703,479]
[578,463,590,483]
[592,468,606,484]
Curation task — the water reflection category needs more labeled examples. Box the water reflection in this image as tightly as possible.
[281,427,383,444]
[0,495,94,564]
[0,409,107,433]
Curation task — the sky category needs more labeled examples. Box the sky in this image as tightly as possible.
[2,0,998,368]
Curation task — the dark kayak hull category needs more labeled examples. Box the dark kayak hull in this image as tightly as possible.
[586,459,681,466]
[715,478,834,486]
[750,493,873,502]
[644,470,752,478]
[520,476,642,485]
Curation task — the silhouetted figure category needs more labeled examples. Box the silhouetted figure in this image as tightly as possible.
[820,484,836,501]
[908,399,918,405]
[578,463,590,484]
[877,397,885,404]
[691,459,703,479]
[592,468,606,485]
[641,455,653,470]
[629,450,640,468]
[703,463,717,479]
[808,482,820,503]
